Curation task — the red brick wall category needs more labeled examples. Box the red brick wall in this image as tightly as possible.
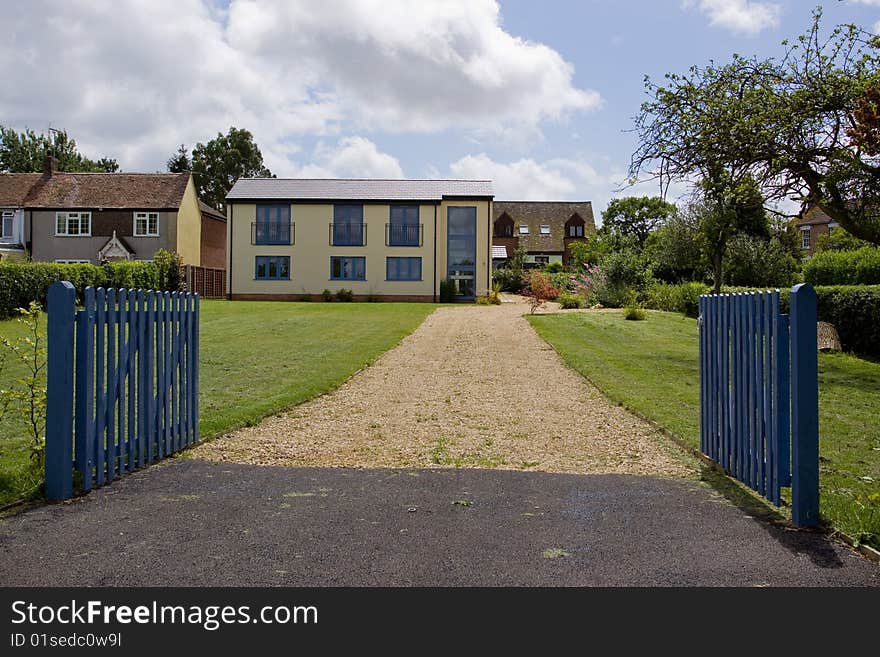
[200,214,226,269]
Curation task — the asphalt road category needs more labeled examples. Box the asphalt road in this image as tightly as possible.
[0,459,876,586]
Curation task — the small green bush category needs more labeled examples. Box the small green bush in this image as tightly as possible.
[439,279,456,303]
[492,268,524,293]
[556,292,583,309]
[641,281,710,317]
[623,306,647,320]
[597,282,636,309]
[335,288,354,302]
[814,285,880,360]
[321,289,334,302]
[804,247,880,285]
[542,262,565,274]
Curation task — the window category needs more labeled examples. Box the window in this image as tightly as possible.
[55,259,91,264]
[494,222,513,237]
[255,255,290,280]
[568,224,584,237]
[534,255,550,264]
[333,204,364,246]
[800,227,811,250]
[55,212,91,236]
[1,211,13,239]
[388,205,420,246]
[134,212,160,237]
[540,225,551,235]
[255,204,291,244]
[518,224,529,235]
[386,257,422,281]
[331,256,365,280]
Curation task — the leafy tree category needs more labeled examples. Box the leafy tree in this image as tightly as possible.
[645,209,705,283]
[0,126,118,173]
[568,232,613,269]
[630,8,880,244]
[724,234,799,288]
[191,127,273,211]
[601,196,677,248]
[816,228,874,252]
[166,144,192,173]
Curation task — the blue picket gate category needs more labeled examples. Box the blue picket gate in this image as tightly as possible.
[699,283,819,526]
[45,281,199,501]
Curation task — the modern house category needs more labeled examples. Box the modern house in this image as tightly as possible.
[492,201,595,267]
[794,205,838,257]
[0,156,221,267]
[225,178,494,301]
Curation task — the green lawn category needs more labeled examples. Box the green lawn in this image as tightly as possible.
[529,309,880,548]
[0,300,435,506]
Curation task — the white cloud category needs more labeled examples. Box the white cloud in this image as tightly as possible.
[0,0,598,171]
[290,137,404,178]
[851,1,880,6]
[682,0,781,36]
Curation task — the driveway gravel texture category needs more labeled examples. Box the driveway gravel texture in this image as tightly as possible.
[1,296,876,586]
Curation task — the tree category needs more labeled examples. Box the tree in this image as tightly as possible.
[166,144,191,173]
[191,127,273,211]
[0,126,119,173]
[601,196,677,248]
[724,234,798,288]
[645,209,705,283]
[696,171,768,293]
[630,8,880,244]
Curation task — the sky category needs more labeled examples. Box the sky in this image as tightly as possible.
[2,0,879,218]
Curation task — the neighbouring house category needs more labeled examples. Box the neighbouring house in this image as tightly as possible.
[0,155,210,266]
[794,205,838,257]
[492,201,596,268]
[0,173,31,261]
[199,200,227,269]
[225,178,494,301]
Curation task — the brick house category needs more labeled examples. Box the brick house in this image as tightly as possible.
[793,205,837,257]
[492,201,596,267]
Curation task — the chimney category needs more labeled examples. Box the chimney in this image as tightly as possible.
[43,153,57,176]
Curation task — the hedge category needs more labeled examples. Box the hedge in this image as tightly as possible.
[0,261,164,317]
[803,247,880,285]
[642,281,880,360]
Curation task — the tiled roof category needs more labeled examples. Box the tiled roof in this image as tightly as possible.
[796,205,834,227]
[199,200,226,221]
[0,172,191,209]
[226,178,494,201]
[494,201,596,252]
[0,173,42,206]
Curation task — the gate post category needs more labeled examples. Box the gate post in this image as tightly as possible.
[790,283,819,526]
[45,281,76,501]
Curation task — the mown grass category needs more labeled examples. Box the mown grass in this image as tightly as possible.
[529,309,880,549]
[0,300,435,506]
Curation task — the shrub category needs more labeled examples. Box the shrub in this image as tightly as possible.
[545,271,576,294]
[623,306,647,320]
[813,285,880,360]
[523,271,560,314]
[542,262,565,274]
[321,288,334,302]
[556,292,583,309]
[153,249,184,291]
[335,288,354,302]
[641,281,711,317]
[0,261,163,318]
[600,248,647,290]
[492,267,524,293]
[723,234,799,288]
[439,279,456,303]
[803,247,880,285]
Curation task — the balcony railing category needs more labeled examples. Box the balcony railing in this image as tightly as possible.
[386,223,422,247]
[252,222,294,245]
[329,223,366,246]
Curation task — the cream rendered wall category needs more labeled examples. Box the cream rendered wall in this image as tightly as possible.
[174,176,201,265]
[435,199,492,298]
[228,202,438,297]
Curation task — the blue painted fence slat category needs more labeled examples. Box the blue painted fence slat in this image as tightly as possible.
[699,285,819,526]
[44,283,200,501]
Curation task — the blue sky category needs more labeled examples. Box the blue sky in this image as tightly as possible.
[2,1,879,217]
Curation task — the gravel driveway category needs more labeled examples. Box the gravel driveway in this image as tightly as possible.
[193,298,692,478]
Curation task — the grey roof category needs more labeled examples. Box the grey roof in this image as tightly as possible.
[226,178,493,201]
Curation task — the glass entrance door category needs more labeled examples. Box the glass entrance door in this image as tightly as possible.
[447,206,476,300]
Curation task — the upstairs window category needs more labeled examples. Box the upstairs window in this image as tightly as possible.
[518,224,529,235]
[568,224,584,237]
[55,212,91,236]
[134,211,160,237]
[255,204,291,245]
[540,225,550,235]
[800,227,811,250]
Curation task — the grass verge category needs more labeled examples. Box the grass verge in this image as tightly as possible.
[528,309,880,549]
[0,300,435,506]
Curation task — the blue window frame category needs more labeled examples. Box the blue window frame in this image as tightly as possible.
[255,204,291,244]
[333,204,364,246]
[386,257,422,281]
[255,255,290,280]
[331,256,365,280]
[389,205,420,246]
